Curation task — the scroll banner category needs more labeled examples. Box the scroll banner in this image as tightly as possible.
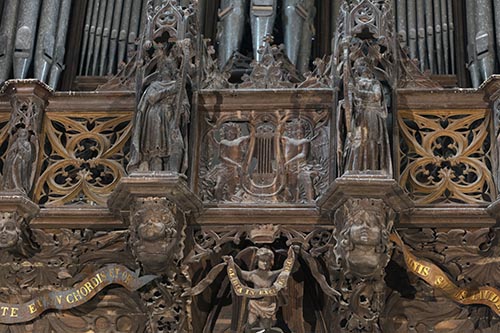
[391,233,500,316]
[227,249,296,299]
[0,264,156,324]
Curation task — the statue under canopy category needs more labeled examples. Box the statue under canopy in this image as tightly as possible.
[128,40,191,173]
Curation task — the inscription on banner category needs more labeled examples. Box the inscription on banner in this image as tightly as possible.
[0,264,156,324]
[392,233,500,316]
[227,254,295,299]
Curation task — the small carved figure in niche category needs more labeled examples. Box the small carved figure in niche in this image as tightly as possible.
[224,246,297,332]
[3,127,38,194]
[0,212,38,257]
[335,199,392,279]
[210,122,249,201]
[129,41,191,173]
[281,119,315,202]
[343,58,392,175]
[130,198,179,276]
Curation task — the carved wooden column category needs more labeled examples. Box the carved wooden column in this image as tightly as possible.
[483,77,500,219]
[0,80,50,255]
[0,80,50,196]
[323,0,414,330]
[318,177,412,332]
[108,173,202,333]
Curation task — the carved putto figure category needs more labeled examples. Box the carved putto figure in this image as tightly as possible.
[281,119,315,202]
[211,122,250,201]
[2,127,38,194]
[128,41,191,173]
[224,246,296,332]
[343,58,391,175]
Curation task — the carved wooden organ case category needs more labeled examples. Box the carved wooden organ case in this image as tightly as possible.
[1,0,500,333]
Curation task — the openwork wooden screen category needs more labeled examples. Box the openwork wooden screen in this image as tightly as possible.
[398,109,494,204]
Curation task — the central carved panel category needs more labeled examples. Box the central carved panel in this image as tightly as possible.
[196,90,331,204]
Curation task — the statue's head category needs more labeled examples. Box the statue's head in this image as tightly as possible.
[335,199,391,278]
[256,247,274,271]
[220,122,241,141]
[131,198,179,273]
[284,119,306,139]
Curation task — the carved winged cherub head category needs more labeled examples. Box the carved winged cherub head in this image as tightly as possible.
[131,198,179,274]
[335,198,391,278]
[0,212,39,257]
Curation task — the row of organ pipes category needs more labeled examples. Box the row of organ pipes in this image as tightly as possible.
[0,0,72,88]
[78,0,149,77]
[4,1,500,89]
[395,0,456,76]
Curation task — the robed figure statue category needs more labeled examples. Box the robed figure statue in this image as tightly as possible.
[128,41,191,173]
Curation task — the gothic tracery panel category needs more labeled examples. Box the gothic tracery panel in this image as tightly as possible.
[398,109,494,204]
[33,113,132,206]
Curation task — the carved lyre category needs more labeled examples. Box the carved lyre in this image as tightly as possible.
[243,122,285,197]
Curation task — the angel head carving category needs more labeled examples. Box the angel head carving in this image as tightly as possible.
[335,198,392,278]
[130,197,179,274]
[0,212,39,257]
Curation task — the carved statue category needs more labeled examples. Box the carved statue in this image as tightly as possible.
[128,41,191,173]
[3,127,38,194]
[217,0,316,71]
[210,122,249,201]
[187,245,297,332]
[224,246,296,333]
[129,197,180,276]
[342,58,392,175]
[281,119,315,202]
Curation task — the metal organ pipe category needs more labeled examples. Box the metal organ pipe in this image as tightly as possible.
[14,0,42,79]
[0,0,20,83]
[34,0,61,82]
[48,0,72,88]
